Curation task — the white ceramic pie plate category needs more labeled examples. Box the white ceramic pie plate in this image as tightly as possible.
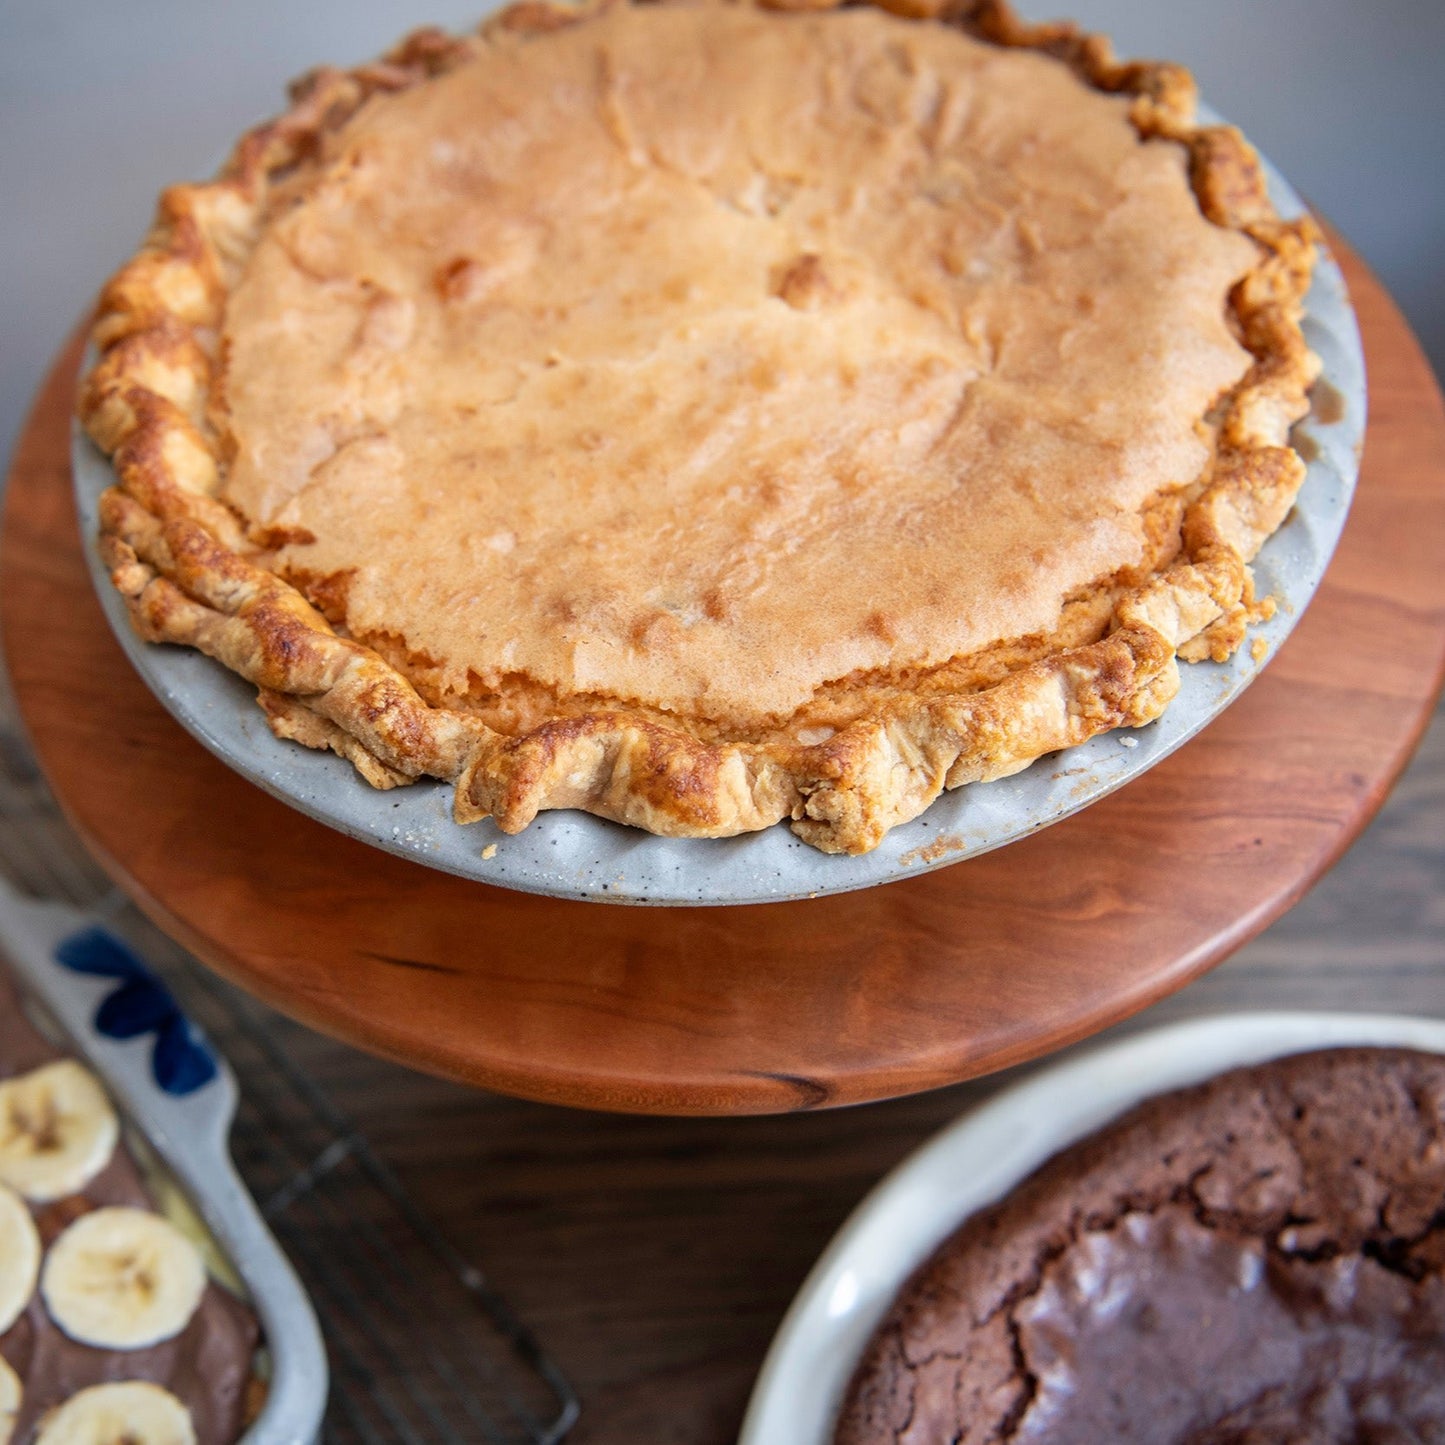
[739,1010,1445,1445]
[72,138,1366,906]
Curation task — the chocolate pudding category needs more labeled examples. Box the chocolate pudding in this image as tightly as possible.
[0,973,260,1443]
[836,1047,1445,1444]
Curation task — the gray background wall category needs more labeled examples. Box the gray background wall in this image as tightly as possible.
[3,0,1442,460]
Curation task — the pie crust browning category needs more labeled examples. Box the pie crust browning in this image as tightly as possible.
[79,0,1320,855]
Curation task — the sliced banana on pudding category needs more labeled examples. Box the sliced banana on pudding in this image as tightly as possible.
[0,1182,41,1335]
[33,1381,196,1445]
[0,1061,119,1202]
[41,1207,206,1350]
[0,1352,21,1445]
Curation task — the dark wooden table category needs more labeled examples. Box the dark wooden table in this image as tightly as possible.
[4,243,1444,1437]
[174,694,1437,1443]
[237,697,1439,1443]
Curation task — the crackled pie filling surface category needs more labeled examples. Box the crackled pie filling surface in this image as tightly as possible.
[219,1,1258,737]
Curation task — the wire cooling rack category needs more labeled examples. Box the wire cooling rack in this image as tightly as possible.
[0,691,580,1445]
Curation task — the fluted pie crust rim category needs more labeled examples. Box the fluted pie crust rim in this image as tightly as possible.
[78,0,1319,856]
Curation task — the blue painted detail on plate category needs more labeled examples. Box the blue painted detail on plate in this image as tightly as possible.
[54,926,218,1095]
[95,978,175,1038]
[54,925,146,980]
[151,1013,219,1095]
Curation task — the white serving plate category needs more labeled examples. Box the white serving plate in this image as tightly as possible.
[72,127,1365,906]
[0,876,329,1444]
[740,1011,1445,1445]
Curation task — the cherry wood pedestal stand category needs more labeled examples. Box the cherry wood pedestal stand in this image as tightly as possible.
[4,242,1445,1120]
[3,240,1445,1441]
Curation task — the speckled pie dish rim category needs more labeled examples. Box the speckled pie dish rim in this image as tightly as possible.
[739,1011,1445,1445]
[72,127,1365,906]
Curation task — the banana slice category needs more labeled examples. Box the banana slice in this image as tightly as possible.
[33,1382,196,1445]
[0,1352,21,1445]
[0,1061,119,1202]
[0,1182,41,1335]
[41,1207,206,1350]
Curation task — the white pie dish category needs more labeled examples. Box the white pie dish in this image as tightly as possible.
[0,878,328,1444]
[739,1010,1445,1445]
[71,124,1365,906]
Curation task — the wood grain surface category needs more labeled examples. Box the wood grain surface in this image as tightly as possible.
[2,240,1445,1117]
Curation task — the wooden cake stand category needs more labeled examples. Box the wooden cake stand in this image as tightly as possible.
[4,241,1444,1116]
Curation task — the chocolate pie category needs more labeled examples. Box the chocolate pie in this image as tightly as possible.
[837,1047,1445,1444]
[80,0,1318,854]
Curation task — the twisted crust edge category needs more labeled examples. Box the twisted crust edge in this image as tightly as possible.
[78,0,1320,856]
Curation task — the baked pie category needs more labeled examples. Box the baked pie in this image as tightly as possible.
[835,1048,1445,1443]
[80,0,1318,855]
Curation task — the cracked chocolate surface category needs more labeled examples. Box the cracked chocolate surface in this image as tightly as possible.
[834,1048,1445,1445]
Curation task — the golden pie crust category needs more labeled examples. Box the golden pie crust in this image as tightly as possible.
[79,0,1319,855]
